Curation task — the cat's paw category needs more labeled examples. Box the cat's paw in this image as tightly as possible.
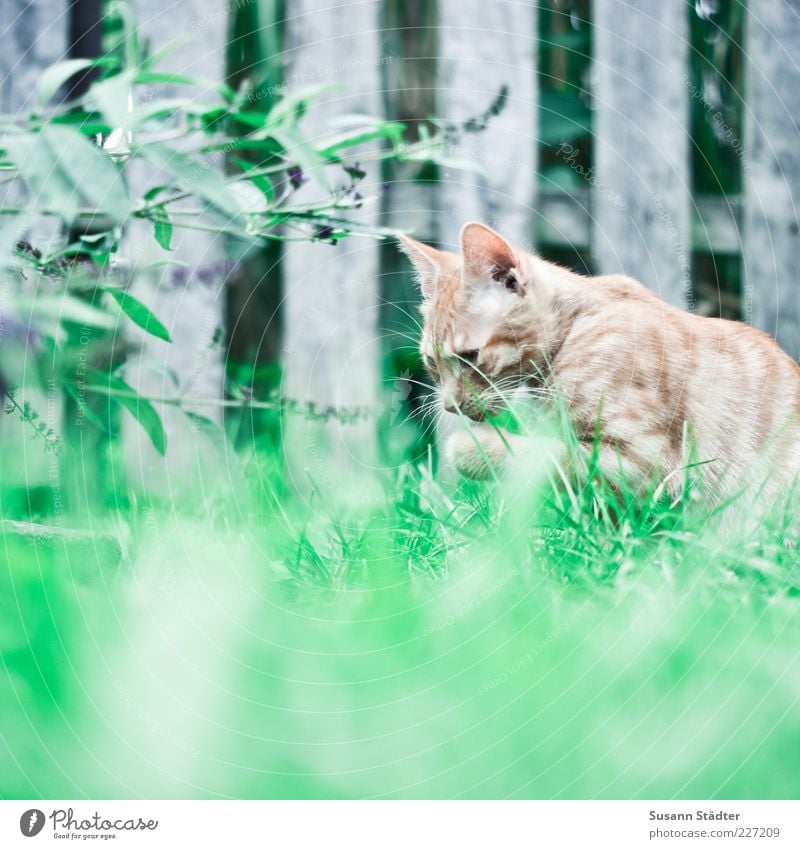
[446,426,511,480]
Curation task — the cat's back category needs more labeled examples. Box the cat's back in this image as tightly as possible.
[556,270,800,489]
[580,272,800,394]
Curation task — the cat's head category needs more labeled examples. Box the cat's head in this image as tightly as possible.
[399,222,542,421]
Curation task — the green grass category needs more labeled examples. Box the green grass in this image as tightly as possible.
[1,412,799,799]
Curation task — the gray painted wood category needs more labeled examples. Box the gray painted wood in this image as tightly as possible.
[743,0,800,359]
[0,1,68,489]
[436,0,538,252]
[593,0,691,307]
[122,0,231,495]
[434,0,538,476]
[536,189,743,255]
[0,0,68,116]
[282,0,383,499]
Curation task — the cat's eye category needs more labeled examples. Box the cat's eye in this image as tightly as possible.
[457,349,480,365]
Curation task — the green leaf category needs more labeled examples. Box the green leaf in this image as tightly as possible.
[41,125,130,224]
[230,111,269,130]
[103,289,172,342]
[232,158,274,203]
[139,142,246,226]
[183,410,227,450]
[85,370,167,455]
[272,124,329,191]
[141,259,188,271]
[16,293,116,330]
[131,97,189,127]
[315,119,406,158]
[4,126,131,224]
[85,71,136,132]
[266,83,337,126]
[63,382,110,433]
[2,131,81,222]
[36,58,109,108]
[134,71,207,88]
[143,185,171,202]
[153,214,173,251]
[49,110,113,136]
[139,37,192,71]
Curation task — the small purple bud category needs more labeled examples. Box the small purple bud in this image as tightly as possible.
[314,226,337,244]
[171,267,188,287]
[288,165,306,189]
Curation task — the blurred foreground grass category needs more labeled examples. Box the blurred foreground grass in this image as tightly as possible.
[1,425,799,800]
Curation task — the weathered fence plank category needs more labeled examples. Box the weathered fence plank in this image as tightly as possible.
[593,0,691,308]
[282,0,384,499]
[0,0,68,494]
[433,0,538,475]
[743,0,800,359]
[436,0,539,252]
[537,190,742,256]
[0,0,68,116]
[123,0,231,496]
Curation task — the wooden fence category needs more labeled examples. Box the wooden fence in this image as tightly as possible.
[3,0,800,490]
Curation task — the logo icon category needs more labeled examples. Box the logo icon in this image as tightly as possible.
[19,809,45,837]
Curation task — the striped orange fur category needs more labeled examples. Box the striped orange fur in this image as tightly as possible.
[399,222,800,499]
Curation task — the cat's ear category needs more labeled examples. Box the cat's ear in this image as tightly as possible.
[460,222,521,294]
[397,234,449,300]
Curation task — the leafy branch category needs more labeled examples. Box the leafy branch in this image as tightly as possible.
[0,24,485,457]
[0,42,473,266]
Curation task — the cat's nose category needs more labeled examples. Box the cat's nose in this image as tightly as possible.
[444,401,458,414]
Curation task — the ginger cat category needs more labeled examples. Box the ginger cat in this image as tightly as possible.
[400,223,800,502]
